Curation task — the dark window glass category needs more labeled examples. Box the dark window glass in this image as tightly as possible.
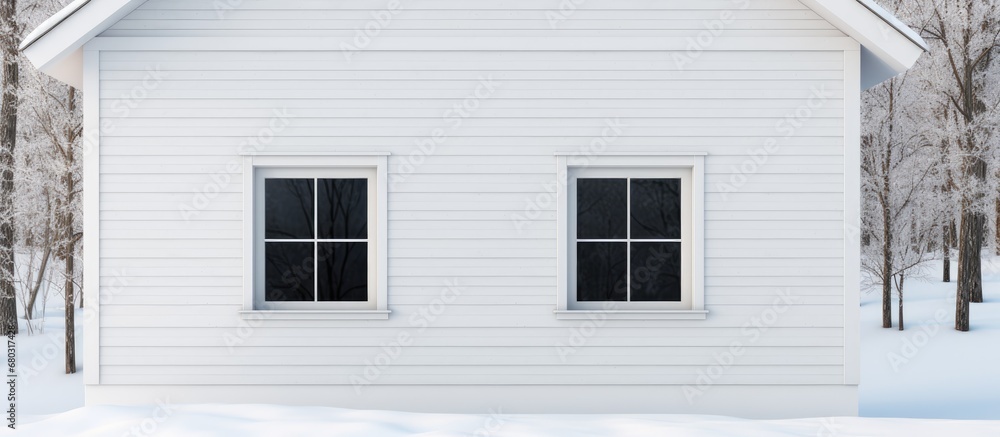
[265,179,314,239]
[318,242,368,302]
[318,179,368,240]
[631,179,681,240]
[577,242,627,302]
[264,242,314,301]
[577,179,627,239]
[630,242,682,302]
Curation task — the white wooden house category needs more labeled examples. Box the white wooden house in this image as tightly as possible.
[23,0,924,418]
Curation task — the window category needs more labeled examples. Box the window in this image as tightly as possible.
[555,154,706,319]
[242,154,388,319]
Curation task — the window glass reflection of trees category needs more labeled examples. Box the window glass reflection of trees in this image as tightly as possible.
[264,178,369,302]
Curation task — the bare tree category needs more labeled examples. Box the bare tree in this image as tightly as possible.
[861,69,942,330]
[0,0,18,336]
[22,72,82,373]
[917,0,1000,331]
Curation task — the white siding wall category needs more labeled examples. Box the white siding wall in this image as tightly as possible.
[103,0,847,39]
[96,0,849,388]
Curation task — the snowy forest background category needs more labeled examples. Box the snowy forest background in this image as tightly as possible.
[0,0,998,386]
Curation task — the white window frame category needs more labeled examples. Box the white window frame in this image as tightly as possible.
[554,153,707,320]
[241,153,389,320]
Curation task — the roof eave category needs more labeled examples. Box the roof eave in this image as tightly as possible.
[800,0,926,89]
[20,0,145,88]
[856,0,929,52]
[24,0,926,90]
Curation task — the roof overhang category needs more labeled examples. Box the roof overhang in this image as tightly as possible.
[19,0,146,88]
[23,0,926,90]
[801,0,928,89]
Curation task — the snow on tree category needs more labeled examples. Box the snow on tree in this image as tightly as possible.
[15,0,83,373]
[0,0,20,336]
[861,48,944,331]
[912,0,1000,331]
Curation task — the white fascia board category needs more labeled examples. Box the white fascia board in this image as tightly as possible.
[20,0,146,88]
[856,0,929,51]
[800,0,926,88]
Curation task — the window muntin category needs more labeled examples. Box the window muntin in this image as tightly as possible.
[568,167,693,311]
[254,167,377,311]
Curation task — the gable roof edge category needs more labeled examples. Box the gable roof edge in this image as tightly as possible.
[19,0,146,88]
[23,0,926,89]
[799,0,926,88]
[855,0,929,52]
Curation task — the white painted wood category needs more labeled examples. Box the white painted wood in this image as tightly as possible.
[23,0,925,93]
[800,0,925,87]
[94,47,849,393]
[60,0,907,418]
[107,0,840,40]
[243,154,390,316]
[843,47,863,386]
[86,36,861,52]
[561,163,700,313]
[82,46,101,385]
[20,0,146,87]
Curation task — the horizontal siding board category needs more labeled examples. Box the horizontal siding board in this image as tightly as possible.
[100,70,845,81]
[97,22,848,386]
[99,285,847,297]
[120,0,816,10]
[100,365,845,377]
[101,333,845,348]
[105,0,845,43]
[98,304,845,317]
[101,294,843,306]
[96,265,843,278]
[100,374,846,386]
[101,354,844,367]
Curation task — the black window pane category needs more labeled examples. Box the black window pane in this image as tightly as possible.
[318,179,368,240]
[264,242,314,302]
[265,179,314,239]
[631,179,681,240]
[577,179,627,239]
[577,242,627,302]
[631,242,682,302]
[318,242,368,302]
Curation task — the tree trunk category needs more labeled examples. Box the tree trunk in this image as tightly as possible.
[996,197,1000,256]
[897,275,905,331]
[63,139,77,374]
[0,0,18,336]
[67,87,82,311]
[968,164,985,305]
[956,148,987,330]
[956,212,977,331]
[880,131,893,329]
[943,225,951,283]
[882,225,893,329]
[64,247,75,374]
[25,200,53,320]
[956,212,985,330]
[25,245,51,320]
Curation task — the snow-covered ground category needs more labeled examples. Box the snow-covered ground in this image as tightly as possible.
[8,406,1000,437]
[14,306,85,416]
[859,257,1000,420]
[4,257,999,435]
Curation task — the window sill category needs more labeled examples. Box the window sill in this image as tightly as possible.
[239,310,391,320]
[554,310,708,320]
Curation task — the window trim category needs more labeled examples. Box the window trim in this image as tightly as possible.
[241,153,390,320]
[554,153,707,320]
